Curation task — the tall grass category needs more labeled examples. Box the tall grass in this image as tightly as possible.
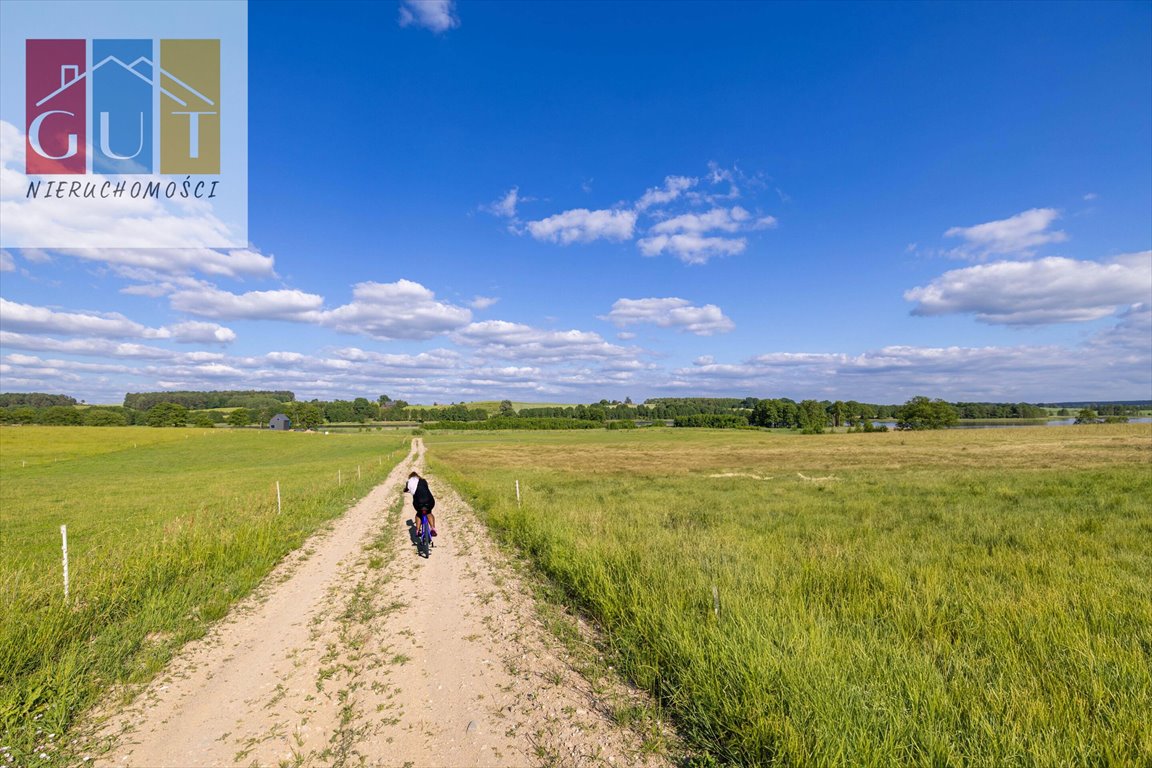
[0,427,408,764]
[428,425,1152,766]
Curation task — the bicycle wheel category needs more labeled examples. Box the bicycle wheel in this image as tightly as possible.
[417,513,431,557]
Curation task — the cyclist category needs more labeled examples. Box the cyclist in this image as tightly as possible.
[404,471,437,538]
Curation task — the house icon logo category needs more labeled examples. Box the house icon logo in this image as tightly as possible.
[26,38,220,175]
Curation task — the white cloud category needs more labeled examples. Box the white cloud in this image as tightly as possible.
[470,296,499,310]
[526,208,637,244]
[945,208,1067,259]
[170,286,324,321]
[649,206,749,235]
[637,233,746,264]
[3,353,135,376]
[1085,302,1151,361]
[330,347,462,370]
[316,280,472,340]
[0,250,13,271]
[604,297,734,335]
[167,321,237,344]
[635,176,697,211]
[0,331,174,359]
[57,247,275,279]
[0,298,169,339]
[665,330,1151,402]
[168,279,472,340]
[484,188,522,219]
[638,205,756,264]
[515,165,776,264]
[454,320,634,361]
[700,162,741,200]
[905,252,1152,325]
[398,0,459,32]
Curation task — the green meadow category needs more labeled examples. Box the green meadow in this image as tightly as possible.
[0,427,408,763]
[427,425,1152,766]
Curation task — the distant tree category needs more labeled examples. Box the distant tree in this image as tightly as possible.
[896,396,959,430]
[673,413,749,428]
[8,407,39,424]
[1074,408,1100,425]
[83,408,127,426]
[229,395,286,413]
[37,406,82,425]
[0,392,77,408]
[227,407,253,427]
[324,400,356,423]
[146,402,188,427]
[589,405,609,422]
[798,400,828,434]
[829,400,847,428]
[352,397,378,422]
[297,403,324,430]
[191,412,216,428]
[499,399,515,415]
[126,390,293,411]
[842,400,869,426]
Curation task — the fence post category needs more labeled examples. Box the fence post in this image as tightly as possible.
[61,525,70,603]
[712,584,720,618]
[276,481,282,515]
[338,469,342,485]
[515,480,521,507]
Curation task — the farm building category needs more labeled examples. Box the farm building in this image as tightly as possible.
[269,413,291,431]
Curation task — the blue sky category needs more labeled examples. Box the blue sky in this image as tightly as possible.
[1,0,1150,405]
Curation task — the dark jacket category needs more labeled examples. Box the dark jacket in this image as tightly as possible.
[412,477,435,512]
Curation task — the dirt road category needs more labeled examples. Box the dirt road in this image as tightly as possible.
[89,439,674,767]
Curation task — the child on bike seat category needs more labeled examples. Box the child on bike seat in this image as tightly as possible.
[405,471,437,537]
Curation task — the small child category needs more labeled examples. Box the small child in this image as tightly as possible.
[404,471,437,536]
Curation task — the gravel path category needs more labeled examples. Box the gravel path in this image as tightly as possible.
[88,439,675,767]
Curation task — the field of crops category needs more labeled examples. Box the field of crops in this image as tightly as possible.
[427,424,1152,766]
[0,426,409,763]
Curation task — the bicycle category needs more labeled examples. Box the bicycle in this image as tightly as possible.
[415,508,433,558]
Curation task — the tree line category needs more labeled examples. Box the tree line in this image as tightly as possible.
[123,390,295,411]
[0,392,78,407]
[2,391,1144,431]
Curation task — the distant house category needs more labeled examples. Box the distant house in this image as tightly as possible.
[269,414,291,431]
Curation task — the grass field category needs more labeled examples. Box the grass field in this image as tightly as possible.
[427,424,1152,766]
[0,426,409,764]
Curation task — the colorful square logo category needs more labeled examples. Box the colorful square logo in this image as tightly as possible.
[26,38,221,175]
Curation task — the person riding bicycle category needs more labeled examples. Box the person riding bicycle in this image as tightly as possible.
[405,471,437,538]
